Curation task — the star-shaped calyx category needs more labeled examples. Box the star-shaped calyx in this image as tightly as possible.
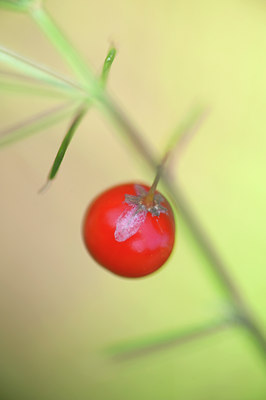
[125,184,168,217]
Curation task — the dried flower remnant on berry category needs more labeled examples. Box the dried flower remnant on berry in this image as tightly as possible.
[114,206,147,242]
[114,184,168,242]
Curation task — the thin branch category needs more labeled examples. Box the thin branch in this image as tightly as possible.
[0,80,79,99]
[163,178,266,356]
[29,6,100,93]
[0,100,81,147]
[0,68,83,98]
[166,106,210,172]
[0,68,46,83]
[0,45,87,95]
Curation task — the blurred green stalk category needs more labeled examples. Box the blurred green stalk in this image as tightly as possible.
[108,317,232,360]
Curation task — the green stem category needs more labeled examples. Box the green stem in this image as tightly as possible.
[103,107,266,359]
[0,45,86,94]
[163,178,266,359]
[143,154,168,206]
[105,102,266,360]
[29,5,103,98]
[91,105,266,361]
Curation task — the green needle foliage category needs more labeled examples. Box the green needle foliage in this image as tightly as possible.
[47,106,88,182]
[44,47,117,185]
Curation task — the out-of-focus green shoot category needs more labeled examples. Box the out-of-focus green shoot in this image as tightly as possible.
[164,105,208,161]
[29,4,105,97]
[149,106,208,189]
[108,317,231,360]
[101,48,116,86]
[0,0,37,12]
[0,45,87,94]
[0,77,82,99]
[0,100,80,147]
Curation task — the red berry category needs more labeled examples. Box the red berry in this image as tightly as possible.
[82,183,176,278]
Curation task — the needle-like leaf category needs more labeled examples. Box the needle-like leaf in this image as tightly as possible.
[0,80,80,99]
[0,46,87,95]
[0,69,85,100]
[47,106,87,181]
[42,47,117,188]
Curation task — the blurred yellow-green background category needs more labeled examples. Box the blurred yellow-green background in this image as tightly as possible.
[0,0,265,399]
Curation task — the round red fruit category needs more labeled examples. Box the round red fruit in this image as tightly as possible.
[82,183,176,278]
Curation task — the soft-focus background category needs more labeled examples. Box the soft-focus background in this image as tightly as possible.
[0,0,266,399]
